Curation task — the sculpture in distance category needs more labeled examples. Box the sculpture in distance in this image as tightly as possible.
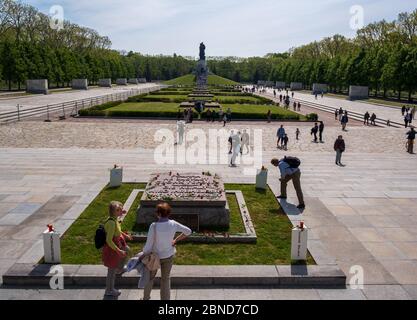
[199,42,206,61]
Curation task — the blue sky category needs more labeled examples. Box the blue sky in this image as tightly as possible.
[25,0,416,57]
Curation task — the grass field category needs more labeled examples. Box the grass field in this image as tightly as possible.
[164,74,238,86]
[59,183,315,265]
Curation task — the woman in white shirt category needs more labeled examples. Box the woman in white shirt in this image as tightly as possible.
[142,202,192,300]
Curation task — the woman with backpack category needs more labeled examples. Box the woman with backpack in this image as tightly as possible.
[102,201,132,297]
[140,203,192,300]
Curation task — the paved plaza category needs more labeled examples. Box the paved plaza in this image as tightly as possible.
[0,98,417,299]
[0,83,159,113]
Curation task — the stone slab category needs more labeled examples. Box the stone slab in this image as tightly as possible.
[26,79,48,94]
[72,79,88,90]
[349,85,369,100]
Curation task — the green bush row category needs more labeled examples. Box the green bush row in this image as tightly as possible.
[78,101,121,116]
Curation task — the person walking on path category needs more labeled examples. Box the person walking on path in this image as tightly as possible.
[227,107,232,123]
[335,109,339,121]
[267,110,272,123]
[141,203,192,300]
[311,122,319,143]
[319,121,324,143]
[273,90,276,98]
[293,101,297,111]
[206,109,211,122]
[223,113,227,127]
[402,105,406,116]
[364,112,370,125]
[297,102,301,111]
[405,114,410,128]
[277,125,286,148]
[406,127,416,154]
[341,111,349,131]
[282,134,289,151]
[334,135,346,166]
[271,157,305,210]
[296,128,300,141]
[370,113,377,126]
[228,130,234,154]
[103,201,132,297]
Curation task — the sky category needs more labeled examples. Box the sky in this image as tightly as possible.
[25,0,416,58]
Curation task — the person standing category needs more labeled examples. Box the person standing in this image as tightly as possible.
[319,121,324,143]
[277,125,286,148]
[283,134,289,151]
[341,111,349,131]
[223,113,227,127]
[402,105,406,116]
[406,127,416,154]
[271,157,305,210]
[311,123,319,143]
[364,112,370,125]
[405,114,410,128]
[141,203,192,301]
[103,201,131,297]
[206,109,211,122]
[293,101,297,111]
[370,113,376,126]
[297,102,301,111]
[267,110,272,123]
[296,128,300,141]
[335,109,339,121]
[273,90,276,98]
[338,107,343,121]
[227,107,232,123]
[334,135,346,166]
[292,92,295,98]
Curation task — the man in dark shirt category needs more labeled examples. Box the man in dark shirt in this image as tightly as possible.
[364,112,370,125]
[406,127,416,154]
[334,135,346,166]
[319,121,324,143]
[311,123,319,143]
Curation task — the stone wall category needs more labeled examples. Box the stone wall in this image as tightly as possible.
[128,78,138,84]
[275,81,286,89]
[98,79,112,87]
[71,79,88,90]
[26,79,48,94]
[116,78,127,85]
[138,78,147,83]
[349,85,369,100]
[290,82,303,90]
[312,83,328,94]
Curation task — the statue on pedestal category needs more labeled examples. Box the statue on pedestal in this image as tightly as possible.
[199,42,206,61]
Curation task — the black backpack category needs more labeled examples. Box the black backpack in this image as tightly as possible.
[283,156,301,168]
[94,217,114,249]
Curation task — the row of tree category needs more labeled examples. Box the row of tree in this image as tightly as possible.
[0,1,416,101]
[0,0,194,89]
[208,11,417,101]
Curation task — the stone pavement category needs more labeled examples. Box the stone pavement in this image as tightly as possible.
[263,89,412,125]
[0,83,159,113]
[0,114,416,299]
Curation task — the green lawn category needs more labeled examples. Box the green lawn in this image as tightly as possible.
[104,102,303,120]
[164,74,239,86]
[59,183,315,265]
[139,94,265,104]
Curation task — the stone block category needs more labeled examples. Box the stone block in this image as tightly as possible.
[26,79,48,94]
[312,83,328,94]
[275,81,286,89]
[128,78,139,84]
[98,78,112,87]
[290,82,303,90]
[116,78,127,85]
[349,85,369,100]
[138,78,147,83]
[71,79,88,90]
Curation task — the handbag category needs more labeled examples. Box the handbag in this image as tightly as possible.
[142,223,161,272]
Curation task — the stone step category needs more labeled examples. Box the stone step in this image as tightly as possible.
[2,263,346,288]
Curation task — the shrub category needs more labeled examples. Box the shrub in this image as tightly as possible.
[306,113,319,121]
